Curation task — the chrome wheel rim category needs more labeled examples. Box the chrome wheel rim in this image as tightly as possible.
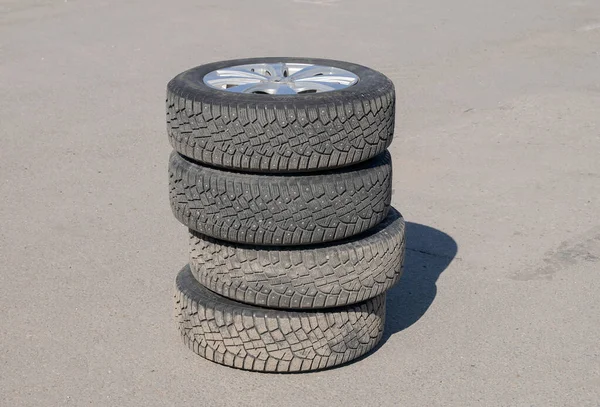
[203,62,359,95]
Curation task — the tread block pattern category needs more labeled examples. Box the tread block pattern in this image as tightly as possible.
[189,208,405,309]
[166,76,395,173]
[175,265,385,372]
[169,151,392,246]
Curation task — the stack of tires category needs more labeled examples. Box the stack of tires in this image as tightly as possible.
[167,58,405,373]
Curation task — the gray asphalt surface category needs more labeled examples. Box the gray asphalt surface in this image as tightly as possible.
[1,0,599,406]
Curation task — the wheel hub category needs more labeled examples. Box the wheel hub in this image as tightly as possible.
[203,62,359,95]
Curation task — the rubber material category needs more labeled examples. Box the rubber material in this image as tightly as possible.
[167,57,395,173]
[175,265,385,372]
[189,208,405,309]
[169,150,392,246]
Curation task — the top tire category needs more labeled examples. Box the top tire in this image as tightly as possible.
[167,57,395,173]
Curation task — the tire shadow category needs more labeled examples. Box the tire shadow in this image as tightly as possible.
[325,221,458,371]
[328,221,458,370]
[381,221,458,342]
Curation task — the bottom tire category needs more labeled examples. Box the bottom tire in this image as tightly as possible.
[175,265,385,372]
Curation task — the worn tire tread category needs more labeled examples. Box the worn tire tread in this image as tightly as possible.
[189,208,405,309]
[175,265,385,372]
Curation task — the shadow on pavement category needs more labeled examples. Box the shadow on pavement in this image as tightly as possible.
[255,220,458,374]
[382,221,458,342]
[328,221,458,370]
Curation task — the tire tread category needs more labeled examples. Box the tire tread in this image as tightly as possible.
[175,266,385,373]
[169,151,392,245]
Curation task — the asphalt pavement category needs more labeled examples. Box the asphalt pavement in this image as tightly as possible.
[1,0,599,405]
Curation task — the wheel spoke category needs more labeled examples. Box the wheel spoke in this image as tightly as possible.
[272,84,297,95]
[289,65,333,80]
[225,83,270,93]
[204,69,268,82]
[203,62,358,94]
[294,81,347,92]
[264,63,288,78]
[203,77,262,89]
[221,70,268,80]
[295,75,358,86]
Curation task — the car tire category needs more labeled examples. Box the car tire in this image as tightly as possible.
[167,57,395,173]
[189,207,405,309]
[175,265,385,372]
[169,150,392,246]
